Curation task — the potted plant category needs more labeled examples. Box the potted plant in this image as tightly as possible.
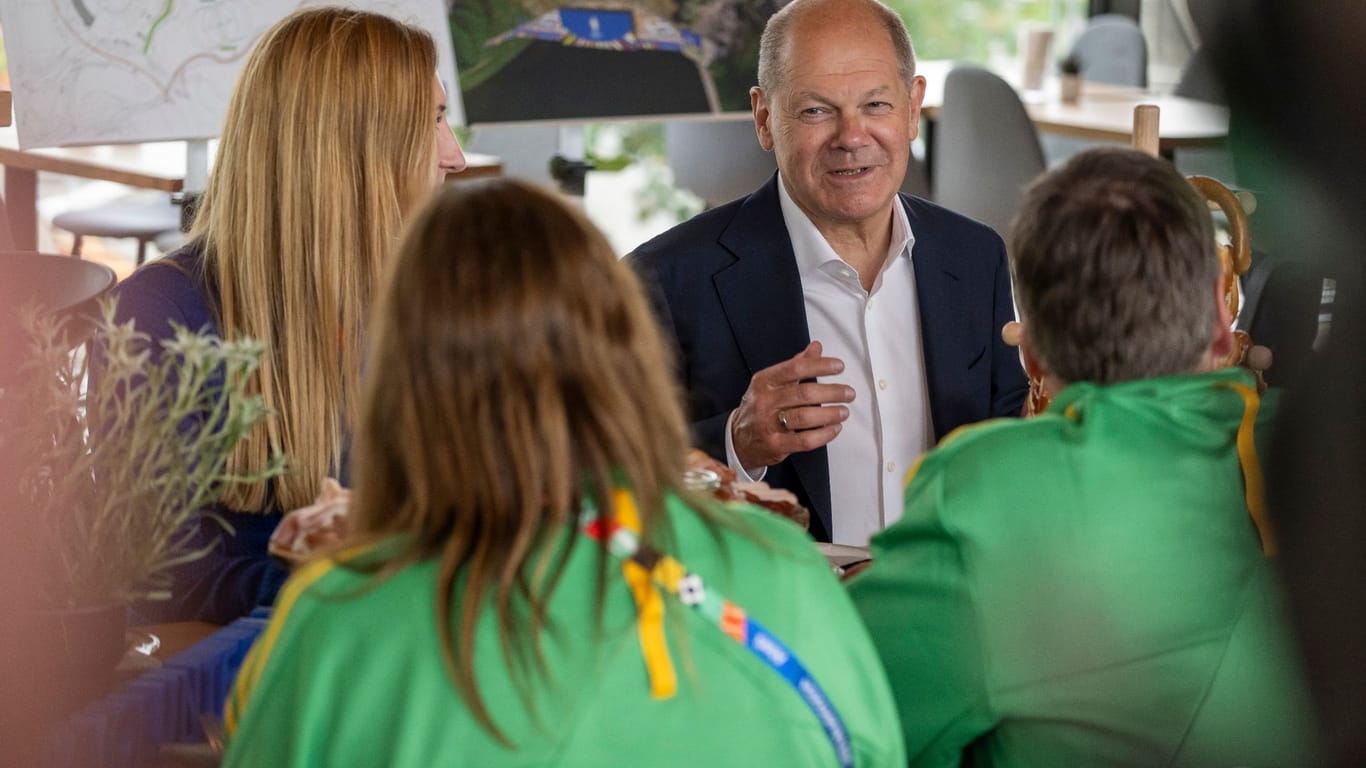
[1059,55,1083,104]
[0,296,283,711]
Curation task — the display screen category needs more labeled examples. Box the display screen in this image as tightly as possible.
[448,2,780,125]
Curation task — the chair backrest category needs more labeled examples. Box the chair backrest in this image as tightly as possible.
[900,154,930,199]
[1173,46,1226,105]
[1069,13,1148,88]
[665,117,776,209]
[1239,251,1326,388]
[932,66,1046,237]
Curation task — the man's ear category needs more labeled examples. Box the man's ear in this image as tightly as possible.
[906,75,927,142]
[1208,276,1236,365]
[751,86,775,152]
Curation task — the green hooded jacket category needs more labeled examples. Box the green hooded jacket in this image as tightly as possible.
[850,368,1316,767]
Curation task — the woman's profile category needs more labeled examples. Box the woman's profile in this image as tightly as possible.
[104,6,465,623]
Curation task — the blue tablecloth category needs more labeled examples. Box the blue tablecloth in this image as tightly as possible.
[45,608,270,767]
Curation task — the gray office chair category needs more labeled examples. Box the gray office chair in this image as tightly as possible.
[1172,47,1236,184]
[1173,47,1225,104]
[1068,13,1148,87]
[1044,14,1150,167]
[901,153,931,199]
[1238,249,1327,388]
[933,66,1046,237]
[665,117,776,209]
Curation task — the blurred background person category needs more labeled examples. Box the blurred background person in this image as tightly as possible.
[1206,2,1366,764]
[99,6,465,624]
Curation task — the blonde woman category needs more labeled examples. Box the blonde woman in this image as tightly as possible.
[105,7,465,623]
[221,179,905,767]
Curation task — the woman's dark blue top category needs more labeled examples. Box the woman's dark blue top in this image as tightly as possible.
[108,247,288,625]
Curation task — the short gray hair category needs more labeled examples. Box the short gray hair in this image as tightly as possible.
[1008,147,1219,384]
[756,0,917,98]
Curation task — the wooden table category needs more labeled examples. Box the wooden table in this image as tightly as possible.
[0,130,186,251]
[139,621,222,662]
[0,126,502,251]
[917,59,1229,153]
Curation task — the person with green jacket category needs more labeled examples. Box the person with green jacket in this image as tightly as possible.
[849,147,1317,767]
[222,179,905,767]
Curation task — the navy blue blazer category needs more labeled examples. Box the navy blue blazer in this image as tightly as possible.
[628,175,1028,541]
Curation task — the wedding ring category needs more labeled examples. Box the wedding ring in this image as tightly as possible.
[778,409,791,432]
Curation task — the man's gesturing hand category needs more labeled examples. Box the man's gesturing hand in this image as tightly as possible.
[731,341,855,470]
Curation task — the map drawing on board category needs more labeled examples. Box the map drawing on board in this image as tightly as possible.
[0,0,461,149]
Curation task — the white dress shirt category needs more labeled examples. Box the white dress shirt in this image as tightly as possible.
[725,173,933,545]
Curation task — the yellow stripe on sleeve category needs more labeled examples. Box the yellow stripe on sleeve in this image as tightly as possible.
[1218,381,1276,556]
[902,451,929,494]
[223,556,337,737]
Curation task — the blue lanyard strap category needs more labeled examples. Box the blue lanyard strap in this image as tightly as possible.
[741,616,855,767]
[582,493,855,768]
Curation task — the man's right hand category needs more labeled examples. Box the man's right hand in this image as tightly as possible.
[731,341,854,470]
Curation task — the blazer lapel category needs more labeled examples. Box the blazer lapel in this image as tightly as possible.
[713,176,832,534]
[714,177,809,372]
[904,196,977,440]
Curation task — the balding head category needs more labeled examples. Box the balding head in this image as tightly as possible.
[756,0,917,100]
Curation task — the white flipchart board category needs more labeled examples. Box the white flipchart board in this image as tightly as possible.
[0,0,462,150]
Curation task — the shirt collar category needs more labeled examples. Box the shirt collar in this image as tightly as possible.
[776,171,916,280]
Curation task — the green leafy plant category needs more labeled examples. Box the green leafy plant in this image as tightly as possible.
[0,298,285,609]
[584,123,704,224]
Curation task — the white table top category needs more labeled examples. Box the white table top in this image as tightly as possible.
[917,59,1229,149]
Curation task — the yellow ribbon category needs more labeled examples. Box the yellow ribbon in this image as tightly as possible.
[612,490,678,699]
[1219,381,1277,556]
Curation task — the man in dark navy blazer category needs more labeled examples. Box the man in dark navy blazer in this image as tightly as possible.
[629,0,1027,544]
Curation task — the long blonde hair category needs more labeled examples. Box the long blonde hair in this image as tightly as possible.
[191,7,438,511]
[352,179,694,740]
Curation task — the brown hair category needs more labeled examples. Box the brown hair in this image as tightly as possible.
[191,7,439,511]
[1008,147,1218,383]
[350,178,695,740]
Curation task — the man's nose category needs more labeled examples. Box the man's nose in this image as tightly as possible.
[833,113,871,150]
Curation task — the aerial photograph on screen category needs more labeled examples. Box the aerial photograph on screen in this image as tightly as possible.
[448,0,785,124]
